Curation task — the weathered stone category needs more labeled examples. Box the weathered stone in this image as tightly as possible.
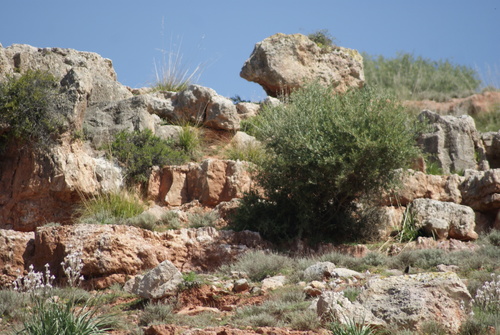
[148,159,254,207]
[303,262,336,281]
[30,224,267,288]
[481,131,500,169]
[235,102,260,119]
[383,169,463,206]
[417,110,489,174]
[233,278,249,292]
[461,169,500,211]
[0,141,122,231]
[171,85,240,131]
[330,268,364,280]
[357,272,472,333]
[240,33,364,97]
[316,291,385,327]
[126,260,183,299]
[410,198,477,240]
[261,275,286,291]
[0,230,34,287]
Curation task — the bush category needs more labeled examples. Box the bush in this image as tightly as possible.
[307,29,336,50]
[219,250,294,282]
[363,52,481,101]
[0,70,62,149]
[111,129,188,184]
[232,83,422,243]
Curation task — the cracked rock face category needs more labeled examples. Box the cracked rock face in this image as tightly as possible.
[240,33,365,97]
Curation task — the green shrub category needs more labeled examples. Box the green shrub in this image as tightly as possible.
[472,105,500,132]
[188,211,219,228]
[307,29,336,50]
[139,301,176,326]
[363,52,481,101]
[178,124,201,159]
[232,83,422,243]
[0,70,62,149]
[77,191,144,225]
[224,142,266,164]
[111,129,188,184]
[219,250,294,282]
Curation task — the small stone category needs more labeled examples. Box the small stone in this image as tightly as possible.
[233,278,249,292]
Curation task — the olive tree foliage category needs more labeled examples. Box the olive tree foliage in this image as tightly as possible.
[0,70,64,150]
[233,83,423,243]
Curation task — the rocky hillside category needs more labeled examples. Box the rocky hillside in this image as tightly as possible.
[1,34,500,334]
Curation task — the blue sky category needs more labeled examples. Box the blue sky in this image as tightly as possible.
[1,0,499,101]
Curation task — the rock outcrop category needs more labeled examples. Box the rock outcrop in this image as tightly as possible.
[357,272,471,333]
[418,110,489,174]
[147,159,254,207]
[0,230,34,287]
[410,198,478,240]
[240,33,364,97]
[0,141,123,231]
[27,224,266,289]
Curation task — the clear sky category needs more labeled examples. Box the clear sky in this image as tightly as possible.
[1,0,499,101]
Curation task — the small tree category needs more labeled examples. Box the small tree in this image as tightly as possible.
[232,83,422,243]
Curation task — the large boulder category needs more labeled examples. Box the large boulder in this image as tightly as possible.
[147,159,255,207]
[357,272,472,333]
[417,110,489,174]
[410,198,478,240]
[481,131,500,169]
[28,224,266,289]
[240,33,364,97]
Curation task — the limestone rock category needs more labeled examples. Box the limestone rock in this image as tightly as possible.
[410,198,477,240]
[126,260,183,299]
[0,230,34,287]
[417,110,489,174]
[0,141,122,231]
[481,131,500,169]
[261,275,286,291]
[148,159,254,207]
[303,262,336,281]
[240,33,364,97]
[357,272,472,333]
[233,278,250,292]
[316,291,385,327]
[30,224,267,288]
[385,169,463,206]
[461,169,500,211]
[235,102,260,119]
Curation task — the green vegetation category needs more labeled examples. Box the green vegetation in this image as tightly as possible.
[224,142,266,164]
[111,129,189,184]
[188,211,219,228]
[363,52,481,101]
[0,70,62,149]
[77,190,144,225]
[232,83,422,243]
[307,29,336,50]
[177,124,201,159]
[471,104,500,132]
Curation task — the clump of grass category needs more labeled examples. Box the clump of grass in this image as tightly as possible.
[158,211,182,230]
[232,286,316,330]
[16,296,113,335]
[125,212,157,231]
[177,124,201,159]
[188,211,219,228]
[152,32,204,92]
[329,318,382,335]
[224,142,266,164]
[77,190,144,225]
[139,301,176,326]
[219,250,294,282]
[363,52,481,101]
